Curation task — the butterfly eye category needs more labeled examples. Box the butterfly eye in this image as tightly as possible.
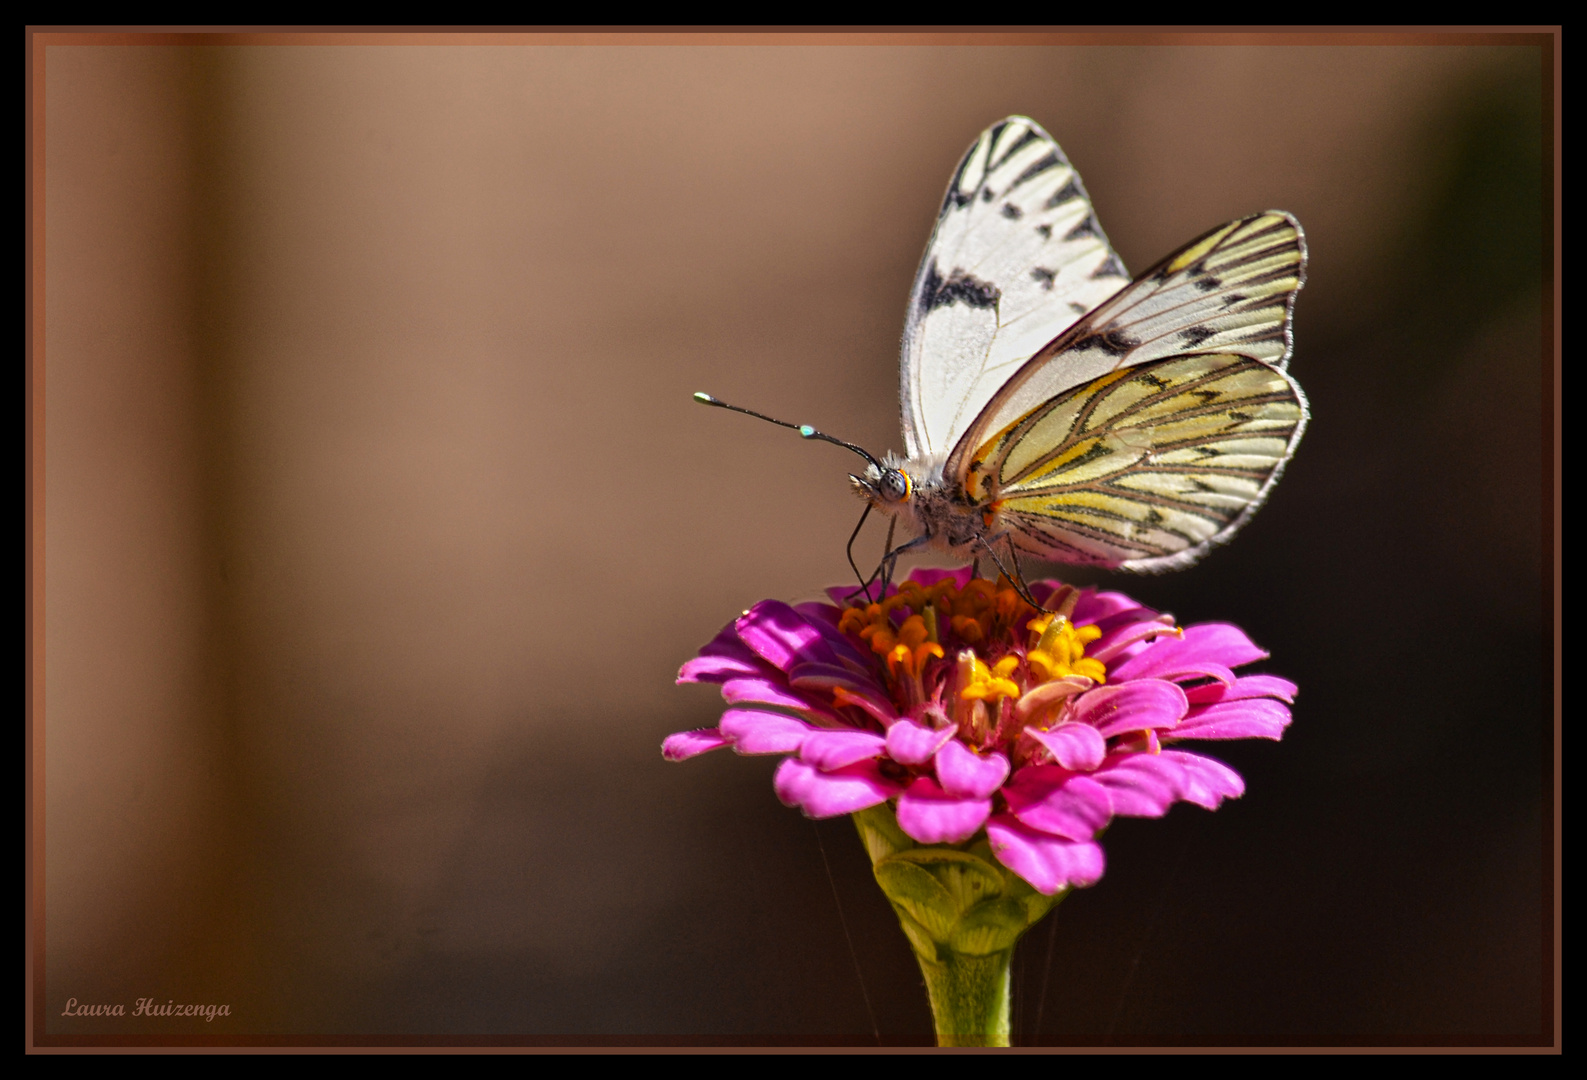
[880,469,912,502]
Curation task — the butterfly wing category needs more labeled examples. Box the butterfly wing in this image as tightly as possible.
[900,116,1132,461]
[965,353,1308,571]
[945,211,1306,478]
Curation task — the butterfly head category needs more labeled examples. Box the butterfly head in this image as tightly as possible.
[851,464,912,505]
[879,468,912,502]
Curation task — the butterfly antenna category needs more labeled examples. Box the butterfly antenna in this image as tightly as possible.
[693,393,883,472]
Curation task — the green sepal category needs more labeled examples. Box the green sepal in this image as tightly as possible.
[950,897,1029,955]
[853,802,914,863]
[887,848,1005,914]
[873,857,958,941]
[855,805,1067,947]
[851,802,1070,1046]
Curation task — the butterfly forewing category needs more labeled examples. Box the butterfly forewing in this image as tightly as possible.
[901,116,1131,461]
[946,212,1306,480]
[969,354,1307,570]
[1086,212,1305,369]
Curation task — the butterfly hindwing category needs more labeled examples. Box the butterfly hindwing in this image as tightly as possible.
[965,353,1308,570]
[946,212,1306,481]
[900,116,1132,462]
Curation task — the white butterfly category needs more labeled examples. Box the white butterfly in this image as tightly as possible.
[702,116,1308,592]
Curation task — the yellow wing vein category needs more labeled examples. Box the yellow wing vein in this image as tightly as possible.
[974,352,1304,566]
[994,355,1287,488]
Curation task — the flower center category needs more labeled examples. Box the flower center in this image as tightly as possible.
[836,576,1111,735]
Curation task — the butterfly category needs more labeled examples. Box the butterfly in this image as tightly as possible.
[699,116,1308,600]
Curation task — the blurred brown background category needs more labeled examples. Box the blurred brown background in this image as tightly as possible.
[38,38,1549,1040]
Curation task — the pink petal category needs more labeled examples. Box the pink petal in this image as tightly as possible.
[1002,764,1113,840]
[895,777,991,844]
[886,718,957,765]
[906,566,976,591]
[1161,660,1238,685]
[1170,698,1292,741]
[677,653,762,685]
[677,625,770,684]
[792,599,840,623]
[1090,750,1245,817]
[1163,750,1245,809]
[836,687,900,727]
[1026,722,1107,771]
[1029,581,1074,611]
[718,709,814,754]
[736,601,838,672]
[1087,753,1180,817]
[933,739,1010,799]
[774,757,901,817]
[799,729,887,771]
[785,661,873,689]
[1071,588,1148,624]
[1185,674,1297,705]
[1087,605,1166,634]
[1013,676,1093,722]
[791,603,877,671]
[1070,680,1188,738]
[986,813,1105,895]
[661,728,731,761]
[721,676,837,721]
[787,662,896,723]
[825,585,874,607]
[1110,623,1267,682]
[1089,616,1181,663]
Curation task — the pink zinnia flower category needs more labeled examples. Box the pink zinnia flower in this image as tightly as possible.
[665,567,1293,896]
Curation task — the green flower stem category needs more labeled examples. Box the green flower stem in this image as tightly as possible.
[852,804,1064,1048]
[917,948,1012,1047]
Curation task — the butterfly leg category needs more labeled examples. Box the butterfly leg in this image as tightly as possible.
[849,518,898,602]
[842,503,875,604]
[975,533,1049,612]
[879,531,930,598]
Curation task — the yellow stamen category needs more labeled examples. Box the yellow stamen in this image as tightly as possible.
[959,652,1021,703]
[962,579,997,605]
[837,605,872,636]
[898,614,929,650]
[1027,617,1106,686]
[1027,648,1059,683]
[988,678,1021,700]
[1034,616,1068,654]
[957,650,979,693]
[951,615,985,644]
[1072,657,1107,683]
[914,641,945,677]
[964,698,990,744]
